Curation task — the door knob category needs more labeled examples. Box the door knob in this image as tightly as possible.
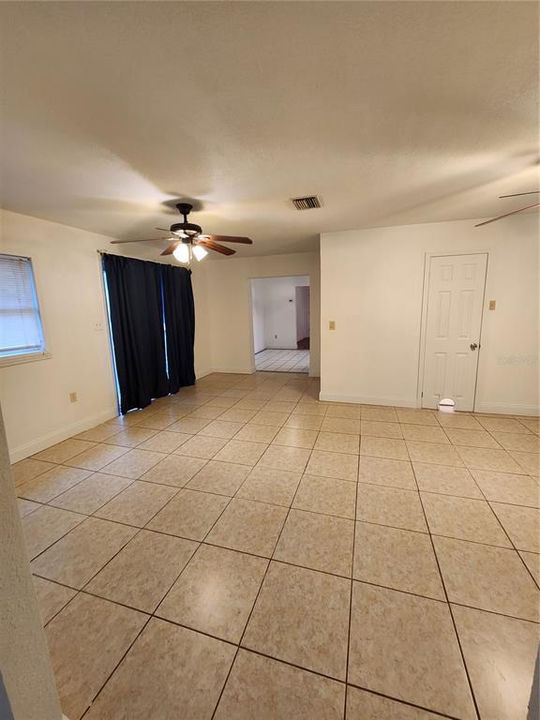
[470,342,478,351]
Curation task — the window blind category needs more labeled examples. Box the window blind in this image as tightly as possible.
[0,254,45,358]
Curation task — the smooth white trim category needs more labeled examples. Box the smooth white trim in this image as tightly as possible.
[0,351,52,368]
[208,367,254,375]
[319,392,418,408]
[474,401,540,417]
[9,406,118,463]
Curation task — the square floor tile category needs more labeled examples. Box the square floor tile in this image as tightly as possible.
[519,551,539,585]
[455,446,523,473]
[285,413,324,431]
[85,618,234,720]
[258,444,311,473]
[198,419,244,439]
[33,438,96,464]
[452,605,540,720]
[141,453,206,487]
[105,426,158,448]
[490,502,540,552]
[95,481,177,527]
[360,420,402,439]
[11,457,56,486]
[360,436,408,460]
[17,498,41,517]
[436,413,483,430]
[17,466,92,503]
[354,522,444,599]
[321,417,360,435]
[235,423,279,443]
[406,441,463,467]
[306,450,358,482]
[326,404,361,419]
[214,649,345,720]
[361,406,398,422]
[22,506,85,559]
[395,408,438,426]
[358,456,416,490]
[50,473,132,514]
[167,416,210,434]
[445,429,500,449]
[272,427,318,449]
[348,583,475,719]
[66,443,129,471]
[33,576,77,626]
[46,592,146,720]
[356,484,427,532]
[433,536,538,621]
[100,448,166,479]
[32,517,136,588]
[315,431,360,454]
[274,509,354,576]
[346,686,444,719]
[175,434,229,459]
[189,405,229,420]
[421,493,511,547]
[471,469,540,507]
[214,439,268,465]
[157,544,267,642]
[253,410,291,427]
[187,460,250,496]
[75,423,124,442]
[511,451,539,475]
[401,425,449,444]
[236,466,301,507]
[147,489,229,540]
[293,474,356,518]
[413,463,482,499]
[243,562,350,680]
[478,416,532,433]
[87,530,197,612]
[136,430,192,453]
[206,498,287,557]
[218,408,258,423]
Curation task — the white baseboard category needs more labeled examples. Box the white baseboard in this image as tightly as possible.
[474,401,539,416]
[9,407,118,463]
[208,367,254,375]
[319,392,418,408]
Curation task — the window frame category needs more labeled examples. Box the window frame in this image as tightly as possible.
[0,253,50,368]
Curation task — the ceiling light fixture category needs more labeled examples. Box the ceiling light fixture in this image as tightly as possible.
[192,244,208,261]
[173,243,190,264]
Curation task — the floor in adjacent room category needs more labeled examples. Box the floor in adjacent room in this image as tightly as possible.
[12,372,539,720]
[255,348,309,373]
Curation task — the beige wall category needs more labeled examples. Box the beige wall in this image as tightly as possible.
[320,214,539,414]
[200,252,320,376]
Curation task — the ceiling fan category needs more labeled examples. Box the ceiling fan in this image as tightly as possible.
[110,202,253,262]
[475,191,539,227]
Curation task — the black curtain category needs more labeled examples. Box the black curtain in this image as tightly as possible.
[160,264,196,394]
[102,254,169,414]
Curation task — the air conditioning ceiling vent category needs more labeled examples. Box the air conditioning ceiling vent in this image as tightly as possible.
[291,195,321,210]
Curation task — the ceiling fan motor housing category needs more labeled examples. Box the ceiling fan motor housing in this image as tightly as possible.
[170,202,202,240]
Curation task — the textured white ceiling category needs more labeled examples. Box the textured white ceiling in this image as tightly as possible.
[0,1,538,258]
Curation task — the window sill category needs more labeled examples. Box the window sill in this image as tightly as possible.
[0,352,52,368]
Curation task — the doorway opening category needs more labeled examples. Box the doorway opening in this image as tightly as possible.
[250,275,310,373]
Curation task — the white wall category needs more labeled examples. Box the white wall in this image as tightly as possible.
[320,214,539,414]
[0,209,211,461]
[250,276,309,352]
[203,253,320,376]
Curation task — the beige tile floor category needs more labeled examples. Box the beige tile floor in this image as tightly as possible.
[12,372,540,720]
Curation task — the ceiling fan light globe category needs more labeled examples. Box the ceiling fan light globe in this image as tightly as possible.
[173,244,190,263]
[192,245,208,261]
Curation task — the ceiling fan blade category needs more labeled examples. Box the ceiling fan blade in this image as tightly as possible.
[160,240,181,256]
[475,201,540,227]
[499,191,540,199]
[198,239,236,256]
[206,234,253,244]
[110,237,171,244]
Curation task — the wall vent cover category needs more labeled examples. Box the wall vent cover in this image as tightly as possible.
[291,195,321,210]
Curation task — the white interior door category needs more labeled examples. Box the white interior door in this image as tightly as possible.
[422,253,487,411]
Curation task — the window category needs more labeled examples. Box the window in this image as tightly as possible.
[0,254,46,360]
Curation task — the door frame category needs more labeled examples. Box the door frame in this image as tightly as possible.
[416,251,489,411]
[248,274,312,375]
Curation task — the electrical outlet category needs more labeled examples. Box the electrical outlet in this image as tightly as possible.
[94,320,104,332]
[488,300,496,311]
[274,334,278,339]
[329,320,336,330]
[69,392,78,403]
